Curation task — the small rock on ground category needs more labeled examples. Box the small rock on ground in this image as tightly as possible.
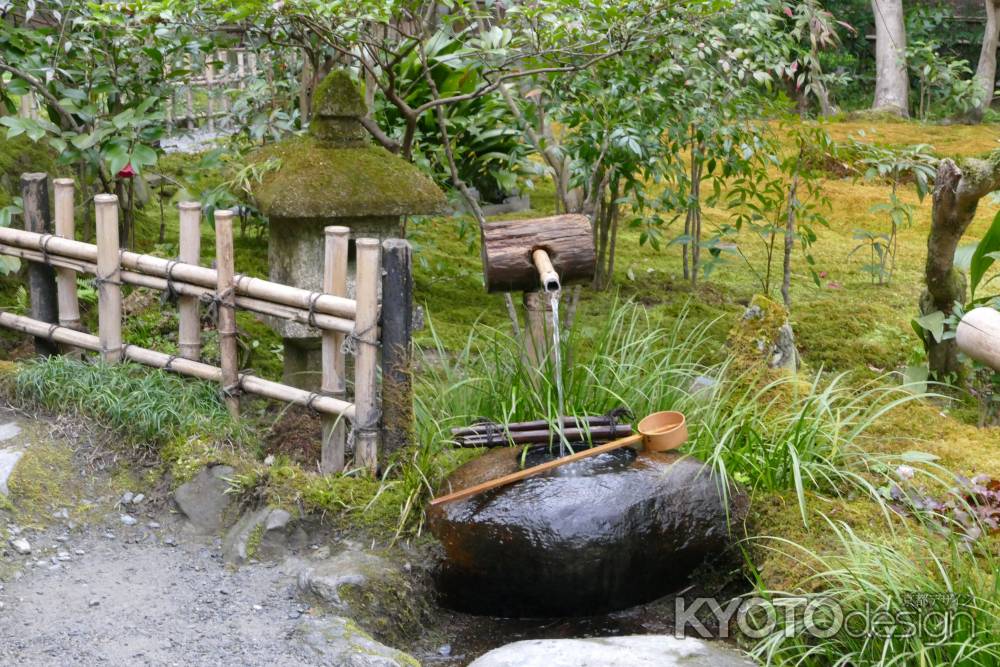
[291,616,420,667]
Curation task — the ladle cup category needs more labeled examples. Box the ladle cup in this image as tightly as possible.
[430,410,687,506]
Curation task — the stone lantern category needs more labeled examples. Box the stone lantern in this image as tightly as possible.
[251,70,445,389]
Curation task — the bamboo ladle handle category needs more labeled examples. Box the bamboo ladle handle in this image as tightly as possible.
[429,433,644,506]
[430,410,686,507]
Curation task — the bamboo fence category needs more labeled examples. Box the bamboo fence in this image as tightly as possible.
[0,175,411,475]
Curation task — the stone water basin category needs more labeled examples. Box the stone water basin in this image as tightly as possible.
[428,446,747,617]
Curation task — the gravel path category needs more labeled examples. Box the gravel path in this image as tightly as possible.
[0,519,320,666]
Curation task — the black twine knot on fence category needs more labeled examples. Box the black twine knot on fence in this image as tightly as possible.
[38,233,56,266]
[306,291,322,328]
[199,286,236,325]
[160,259,182,305]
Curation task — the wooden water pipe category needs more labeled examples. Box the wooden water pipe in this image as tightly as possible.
[956,307,1000,371]
[481,214,595,293]
[481,214,596,366]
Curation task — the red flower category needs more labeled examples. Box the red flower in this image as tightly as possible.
[117,163,136,179]
[784,6,794,17]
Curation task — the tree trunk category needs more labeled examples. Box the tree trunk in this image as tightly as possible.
[871,0,909,116]
[969,0,1000,123]
[782,174,799,309]
[921,154,1000,379]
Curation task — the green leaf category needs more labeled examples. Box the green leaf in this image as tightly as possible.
[970,210,1000,298]
[131,144,157,169]
[914,311,946,343]
[102,144,130,176]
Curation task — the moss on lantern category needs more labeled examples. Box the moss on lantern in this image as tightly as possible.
[250,70,446,221]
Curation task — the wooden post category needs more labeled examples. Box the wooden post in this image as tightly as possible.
[215,209,239,419]
[321,226,349,473]
[380,239,413,459]
[205,56,216,133]
[53,178,82,355]
[94,194,122,363]
[354,238,381,475]
[178,202,202,360]
[21,173,58,356]
[522,291,552,368]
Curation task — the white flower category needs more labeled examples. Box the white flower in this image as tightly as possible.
[896,465,915,481]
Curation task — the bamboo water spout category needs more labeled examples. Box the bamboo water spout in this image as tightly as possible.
[532,248,560,293]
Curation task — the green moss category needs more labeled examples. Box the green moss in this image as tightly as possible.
[6,440,80,526]
[251,137,445,219]
[245,522,265,559]
[161,434,253,486]
[0,134,61,207]
[312,70,368,119]
[726,294,789,368]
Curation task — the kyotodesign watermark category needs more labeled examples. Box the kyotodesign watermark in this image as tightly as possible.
[674,592,975,641]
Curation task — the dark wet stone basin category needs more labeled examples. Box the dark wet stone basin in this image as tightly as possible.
[428,446,747,618]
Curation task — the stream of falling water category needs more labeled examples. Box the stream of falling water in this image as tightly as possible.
[549,289,570,457]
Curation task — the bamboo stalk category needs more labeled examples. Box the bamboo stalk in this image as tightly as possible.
[0,226,357,320]
[321,226,349,474]
[456,424,633,448]
[95,194,122,363]
[215,209,239,419]
[0,311,356,418]
[178,201,202,360]
[353,238,381,474]
[52,178,81,334]
[0,243,355,334]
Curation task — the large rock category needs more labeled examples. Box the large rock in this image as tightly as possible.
[173,465,235,533]
[222,505,302,564]
[429,447,747,617]
[0,420,24,497]
[296,549,428,645]
[727,294,799,371]
[291,615,419,667]
[468,635,755,667]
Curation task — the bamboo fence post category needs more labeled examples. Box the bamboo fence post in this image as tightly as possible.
[53,178,82,356]
[205,57,216,133]
[214,209,239,419]
[177,202,202,360]
[237,51,245,88]
[380,238,413,459]
[20,173,58,356]
[353,238,381,474]
[94,194,122,363]
[321,226,349,474]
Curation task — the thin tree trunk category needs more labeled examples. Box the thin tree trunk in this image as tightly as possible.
[690,158,703,288]
[871,0,910,116]
[969,0,1000,123]
[921,154,1000,380]
[782,174,799,309]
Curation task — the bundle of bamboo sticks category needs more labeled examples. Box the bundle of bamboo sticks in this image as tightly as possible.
[451,414,633,448]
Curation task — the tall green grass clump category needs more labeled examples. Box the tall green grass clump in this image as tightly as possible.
[411,299,930,525]
[750,519,1000,665]
[8,356,248,446]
